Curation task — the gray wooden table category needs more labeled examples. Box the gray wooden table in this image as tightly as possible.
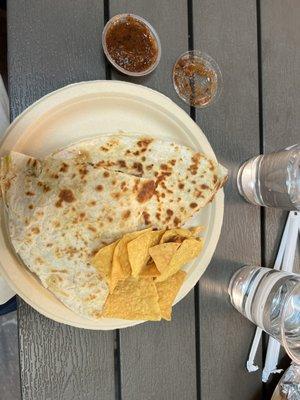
[6,1,300,399]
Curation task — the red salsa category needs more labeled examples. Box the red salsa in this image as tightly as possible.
[105,15,159,73]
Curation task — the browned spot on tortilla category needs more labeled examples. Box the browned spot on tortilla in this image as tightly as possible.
[53,220,61,228]
[120,181,126,190]
[79,212,86,219]
[96,184,103,192]
[118,160,126,168]
[160,181,173,195]
[100,146,109,152]
[188,153,202,175]
[137,180,156,203]
[28,204,34,210]
[89,200,96,206]
[92,310,102,319]
[25,191,35,196]
[167,209,174,216]
[112,180,117,185]
[55,189,75,207]
[174,217,180,226]
[190,202,197,209]
[209,160,215,171]
[141,156,146,162]
[79,166,88,178]
[137,138,153,149]
[142,211,151,225]
[122,210,131,220]
[156,171,171,185]
[133,179,140,193]
[160,163,168,170]
[192,180,196,184]
[46,243,53,247]
[71,173,76,179]
[146,164,153,170]
[213,175,218,184]
[31,227,40,234]
[103,171,110,178]
[108,216,113,223]
[161,192,166,198]
[180,207,185,212]
[43,184,50,193]
[90,249,98,257]
[201,184,209,190]
[133,162,143,174]
[112,192,121,200]
[170,159,176,166]
[125,149,131,155]
[88,225,97,233]
[51,174,59,179]
[59,162,69,173]
[178,183,184,189]
[35,257,44,264]
[156,212,161,220]
[133,150,140,156]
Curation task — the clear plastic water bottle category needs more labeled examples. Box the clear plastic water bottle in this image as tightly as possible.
[229,266,300,363]
[271,364,300,400]
[237,144,300,210]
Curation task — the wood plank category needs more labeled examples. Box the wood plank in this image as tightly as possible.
[7,2,115,399]
[260,0,300,266]
[193,1,262,399]
[109,1,198,399]
[260,0,300,396]
[0,311,21,400]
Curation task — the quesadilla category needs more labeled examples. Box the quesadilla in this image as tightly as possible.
[0,134,227,319]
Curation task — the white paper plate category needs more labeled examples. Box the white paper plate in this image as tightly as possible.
[0,81,224,330]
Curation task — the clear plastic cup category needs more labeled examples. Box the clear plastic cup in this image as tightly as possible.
[172,50,222,108]
[237,144,300,210]
[102,14,161,77]
[229,266,300,364]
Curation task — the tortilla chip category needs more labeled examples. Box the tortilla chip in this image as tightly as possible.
[149,242,181,272]
[156,270,187,320]
[160,228,192,244]
[156,238,204,282]
[110,228,151,293]
[127,230,153,277]
[189,226,205,236]
[149,229,165,247]
[92,240,118,285]
[140,262,161,278]
[102,277,161,321]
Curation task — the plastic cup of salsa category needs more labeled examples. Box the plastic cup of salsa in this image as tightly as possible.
[102,14,161,77]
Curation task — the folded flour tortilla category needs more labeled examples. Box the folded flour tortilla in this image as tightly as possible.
[0,134,227,319]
